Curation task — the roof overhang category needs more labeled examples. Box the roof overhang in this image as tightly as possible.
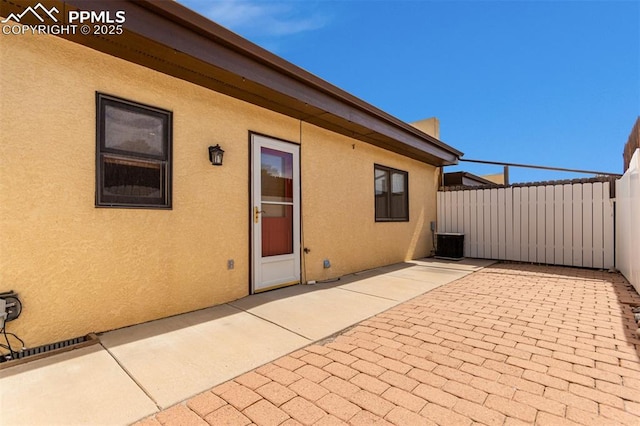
[1,0,462,166]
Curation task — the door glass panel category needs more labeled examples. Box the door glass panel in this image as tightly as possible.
[261,147,293,202]
[262,204,293,257]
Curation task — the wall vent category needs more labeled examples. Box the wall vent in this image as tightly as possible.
[1,334,98,367]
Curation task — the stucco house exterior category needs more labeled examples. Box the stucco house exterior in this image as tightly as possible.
[0,0,462,349]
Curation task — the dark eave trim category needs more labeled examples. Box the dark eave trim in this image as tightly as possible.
[134,1,462,158]
[3,0,462,166]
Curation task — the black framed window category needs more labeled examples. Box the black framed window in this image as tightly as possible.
[375,164,408,221]
[96,93,172,208]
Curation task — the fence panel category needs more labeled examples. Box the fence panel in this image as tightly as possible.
[513,187,522,262]
[592,182,604,269]
[463,190,471,257]
[444,191,452,232]
[572,184,583,267]
[451,191,458,232]
[582,184,593,268]
[437,191,443,231]
[437,180,615,268]
[545,185,555,264]
[521,187,530,262]
[497,188,506,260]
[477,190,485,258]
[536,186,546,263]
[528,186,537,262]
[603,182,615,269]
[553,185,564,265]
[563,184,573,265]
[505,188,514,260]
[469,190,478,258]
[616,149,640,292]
[490,189,499,259]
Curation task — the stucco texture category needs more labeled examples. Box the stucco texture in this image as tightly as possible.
[300,124,438,281]
[1,31,437,347]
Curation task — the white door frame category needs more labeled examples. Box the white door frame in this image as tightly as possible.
[250,133,301,293]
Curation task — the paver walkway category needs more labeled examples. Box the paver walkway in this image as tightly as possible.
[135,263,640,425]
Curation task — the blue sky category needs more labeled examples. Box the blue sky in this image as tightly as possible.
[179,0,639,183]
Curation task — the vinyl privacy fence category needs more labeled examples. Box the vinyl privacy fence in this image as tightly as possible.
[616,149,640,292]
[437,181,615,269]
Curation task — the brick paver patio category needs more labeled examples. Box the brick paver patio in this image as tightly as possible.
[136,263,640,425]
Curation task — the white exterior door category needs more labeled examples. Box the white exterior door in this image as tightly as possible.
[251,134,301,293]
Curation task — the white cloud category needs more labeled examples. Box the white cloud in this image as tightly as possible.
[179,0,327,37]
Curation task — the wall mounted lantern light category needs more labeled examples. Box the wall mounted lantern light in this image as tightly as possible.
[208,144,225,166]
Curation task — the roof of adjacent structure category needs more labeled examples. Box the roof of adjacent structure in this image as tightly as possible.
[444,172,496,187]
[1,0,462,166]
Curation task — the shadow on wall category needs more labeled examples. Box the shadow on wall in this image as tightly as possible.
[406,208,426,260]
[93,261,418,347]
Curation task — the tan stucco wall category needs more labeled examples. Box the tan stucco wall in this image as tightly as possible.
[1,31,437,347]
[482,173,506,185]
[410,117,440,139]
[300,125,438,280]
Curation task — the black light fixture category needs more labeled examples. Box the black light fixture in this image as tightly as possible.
[208,144,225,166]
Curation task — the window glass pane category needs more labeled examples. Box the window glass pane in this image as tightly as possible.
[97,94,171,208]
[375,169,387,195]
[391,173,405,194]
[375,166,408,221]
[391,172,407,218]
[261,147,293,202]
[104,105,164,156]
[262,204,293,256]
[390,192,407,219]
[375,168,389,219]
[102,155,163,199]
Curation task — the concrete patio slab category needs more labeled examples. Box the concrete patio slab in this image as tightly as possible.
[229,260,487,342]
[337,273,455,301]
[385,265,470,284]
[229,284,398,341]
[0,345,157,425]
[100,304,310,409]
[410,257,496,271]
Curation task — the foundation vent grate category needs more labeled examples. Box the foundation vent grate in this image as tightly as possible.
[1,334,97,365]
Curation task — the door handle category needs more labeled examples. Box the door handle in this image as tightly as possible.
[254,206,265,223]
